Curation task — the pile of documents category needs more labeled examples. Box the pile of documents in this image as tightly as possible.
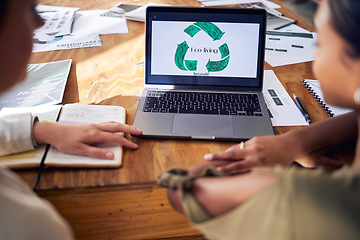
[33,5,129,52]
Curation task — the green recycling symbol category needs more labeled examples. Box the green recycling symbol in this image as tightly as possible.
[174,22,230,72]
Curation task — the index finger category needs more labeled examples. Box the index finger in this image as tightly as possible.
[86,130,139,149]
[97,122,142,135]
[204,144,245,161]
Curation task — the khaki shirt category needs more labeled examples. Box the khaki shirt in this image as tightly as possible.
[193,166,360,240]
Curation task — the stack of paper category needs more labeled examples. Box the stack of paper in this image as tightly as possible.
[33,5,129,52]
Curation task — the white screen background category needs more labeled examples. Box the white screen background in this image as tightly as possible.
[151,21,260,78]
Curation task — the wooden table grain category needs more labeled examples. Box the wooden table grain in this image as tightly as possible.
[13,1,351,239]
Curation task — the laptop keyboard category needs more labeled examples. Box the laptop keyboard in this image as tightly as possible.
[143,91,263,116]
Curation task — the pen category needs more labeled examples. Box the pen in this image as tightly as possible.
[293,93,311,123]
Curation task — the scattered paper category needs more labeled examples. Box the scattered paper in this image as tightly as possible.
[263,70,308,126]
[124,2,169,22]
[36,4,79,12]
[34,10,76,39]
[33,6,128,52]
[72,10,128,35]
[280,24,310,33]
[101,2,143,18]
[265,30,317,67]
[33,34,102,53]
[201,0,280,9]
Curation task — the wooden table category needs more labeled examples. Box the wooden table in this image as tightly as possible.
[14,0,351,239]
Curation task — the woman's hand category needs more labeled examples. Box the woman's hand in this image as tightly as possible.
[204,133,345,174]
[204,135,300,174]
[34,121,142,160]
[295,147,345,169]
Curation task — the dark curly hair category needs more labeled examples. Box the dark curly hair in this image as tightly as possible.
[328,0,360,58]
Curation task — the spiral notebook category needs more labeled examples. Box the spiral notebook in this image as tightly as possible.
[266,10,297,30]
[302,79,352,117]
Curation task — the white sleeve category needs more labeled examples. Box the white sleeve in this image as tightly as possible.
[0,168,74,240]
[0,112,36,156]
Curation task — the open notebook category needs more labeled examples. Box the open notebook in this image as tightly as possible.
[0,104,126,169]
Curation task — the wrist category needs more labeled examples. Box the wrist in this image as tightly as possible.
[283,128,311,159]
[33,120,54,145]
[31,116,40,147]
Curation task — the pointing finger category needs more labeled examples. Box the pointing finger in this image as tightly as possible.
[204,144,245,161]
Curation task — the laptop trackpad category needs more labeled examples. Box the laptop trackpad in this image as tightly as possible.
[172,115,233,137]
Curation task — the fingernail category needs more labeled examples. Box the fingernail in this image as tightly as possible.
[105,152,114,160]
[204,154,213,161]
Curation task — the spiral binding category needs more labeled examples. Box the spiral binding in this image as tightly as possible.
[301,79,335,117]
[273,19,298,30]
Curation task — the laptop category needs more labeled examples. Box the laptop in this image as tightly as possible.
[133,6,274,141]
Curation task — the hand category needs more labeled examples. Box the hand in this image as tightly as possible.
[34,121,142,160]
[204,135,298,174]
[295,148,345,169]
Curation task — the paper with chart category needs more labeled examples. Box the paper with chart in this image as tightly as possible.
[263,70,308,126]
[265,30,317,67]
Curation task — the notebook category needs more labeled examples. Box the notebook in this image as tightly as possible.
[265,11,297,30]
[302,79,353,117]
[0,104,126,169]
[132,6,274,141]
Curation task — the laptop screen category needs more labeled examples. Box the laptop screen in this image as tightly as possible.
[145,7,267,90]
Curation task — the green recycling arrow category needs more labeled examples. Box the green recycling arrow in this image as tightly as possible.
[175,41,198,71]
[174,41,190,70]
[206,56,230,72]
[193,22,225,40]
[185,60,197,71]
[219,43,230,59]
[184,25,201,37]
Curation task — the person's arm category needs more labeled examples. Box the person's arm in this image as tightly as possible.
[33,121,142,160]
[205,111,357,174]
[168,171,281,218]
[0,112,36,156]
